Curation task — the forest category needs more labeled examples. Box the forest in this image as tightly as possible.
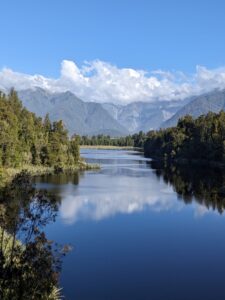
[0,89,80,170]
[144,111,225,164]
[78,131,147,148]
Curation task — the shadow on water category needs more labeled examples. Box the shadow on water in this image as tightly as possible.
[35,171,81,185]
[0,171,68,300]
[150,160,225,214]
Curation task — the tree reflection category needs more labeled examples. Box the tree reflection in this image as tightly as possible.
[0,171,67,300]
[35,172,81,186]
[150,161,225,214]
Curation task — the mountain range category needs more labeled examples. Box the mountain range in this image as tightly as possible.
[162,89,225,128]
[17,87,225,136]
[102,100,189,133]
[18,88,128,136]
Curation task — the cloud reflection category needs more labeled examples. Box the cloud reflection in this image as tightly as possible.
[59,173,181,224]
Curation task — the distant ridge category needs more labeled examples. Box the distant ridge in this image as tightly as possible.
[102,100,186,133]
[162,89,225,128]
[17,87,225,136]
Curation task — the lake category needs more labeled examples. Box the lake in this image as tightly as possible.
[34,149,225,300]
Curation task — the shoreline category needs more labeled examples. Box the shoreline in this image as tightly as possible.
[0,160,100,186]
[148,156,225,169]
[80,145,142,150]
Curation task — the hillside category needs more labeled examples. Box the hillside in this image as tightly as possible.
[162,89,225,128]
[102,101,185,133]
[18,88,128,136]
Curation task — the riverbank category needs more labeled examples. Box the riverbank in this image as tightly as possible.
[149,155,225,170]
[0,160,100,186]
[80,145,142,150]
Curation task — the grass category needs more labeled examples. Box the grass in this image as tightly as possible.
[0,159,100,186]
[0,226,23,261]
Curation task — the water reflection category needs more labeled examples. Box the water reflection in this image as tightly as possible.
[151,160,225,214]
[0,172,66,300]
[48,151,225,224]
[35,150,225,300]
[59,181,176,224]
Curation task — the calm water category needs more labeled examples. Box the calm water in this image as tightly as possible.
[34,149,225,300]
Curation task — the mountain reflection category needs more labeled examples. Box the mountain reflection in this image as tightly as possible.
[32,150,225,226]
[50,160,225,224]
[0,172,67,300]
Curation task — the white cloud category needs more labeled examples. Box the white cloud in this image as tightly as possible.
[0,60,225,104]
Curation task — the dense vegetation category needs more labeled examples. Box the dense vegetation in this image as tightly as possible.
[78,131,147,148]
[144,112,225,164]
[0,172,68,299]
[0,89,79,169]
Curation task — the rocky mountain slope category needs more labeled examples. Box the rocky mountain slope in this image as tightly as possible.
[102,100,188,133]
[162,89,225,128]
[18,88,128,136]
[17,87,225,136]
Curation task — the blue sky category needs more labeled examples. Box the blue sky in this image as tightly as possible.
[0,0,225,104]
[0,0,224,76]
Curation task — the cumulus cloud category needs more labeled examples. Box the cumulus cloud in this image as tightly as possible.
[0,60,225,104]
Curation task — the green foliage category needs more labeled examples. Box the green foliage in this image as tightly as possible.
[70,135,80,163]
[0,172,67,299]
[78,131,147,148]
[0,89,80,169]
[144,111,225,164]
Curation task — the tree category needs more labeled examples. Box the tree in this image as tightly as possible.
[0,90,80,169]
[0,172,69,299]
[144,111,225,165]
